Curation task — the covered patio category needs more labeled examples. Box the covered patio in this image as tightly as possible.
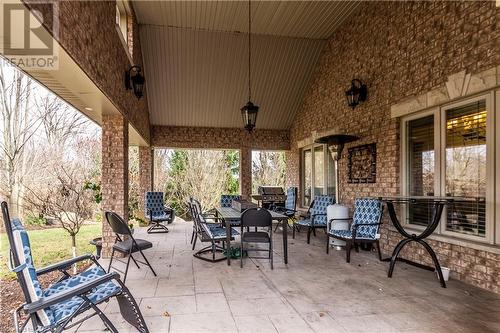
[77,221,500,333]
[1,0,500,332]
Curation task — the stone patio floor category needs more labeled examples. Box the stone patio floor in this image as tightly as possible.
[72,219,500,333]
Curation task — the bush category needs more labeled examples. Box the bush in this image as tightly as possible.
[25,214,47,226]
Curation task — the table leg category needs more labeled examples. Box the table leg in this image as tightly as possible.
[282,218,288,264]
[385,201,446,287]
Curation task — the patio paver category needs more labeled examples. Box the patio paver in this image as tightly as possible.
[73,219,500,333]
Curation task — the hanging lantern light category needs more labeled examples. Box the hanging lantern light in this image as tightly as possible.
[125,65,145,99]
[240,0,258,132]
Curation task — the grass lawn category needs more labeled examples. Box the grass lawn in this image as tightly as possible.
[0,224,102,280]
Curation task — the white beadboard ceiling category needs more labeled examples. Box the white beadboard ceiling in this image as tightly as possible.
[133,1,361,129]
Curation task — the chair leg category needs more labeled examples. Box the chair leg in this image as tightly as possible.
[376,240,382,261]
[326,234,330,254]
[270,240,273,270]
[192,233,198,250]
[354,243,359,253]
[345,241,352,263]
[240,238,244,268]
[138,247,157,277]
[107,249,115,273]
[312,227,316,237]
[274,221,281,232]
[130,254,141,269]
[190,230,195,244]
[123,252,132,283]
[292,225,296,239]
[92,302,119,333]
[307,227,312,244]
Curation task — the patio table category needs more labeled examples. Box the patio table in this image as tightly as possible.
[377,196,474,288]
[215,207,289,266]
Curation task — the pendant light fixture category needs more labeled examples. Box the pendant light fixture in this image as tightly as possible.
[240,0,259,132]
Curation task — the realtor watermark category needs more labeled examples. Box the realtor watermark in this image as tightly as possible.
[1,1,59,70]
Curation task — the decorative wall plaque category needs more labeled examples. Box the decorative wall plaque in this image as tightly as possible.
[347,143,376,183]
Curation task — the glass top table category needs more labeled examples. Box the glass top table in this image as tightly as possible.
[215,207,289,266]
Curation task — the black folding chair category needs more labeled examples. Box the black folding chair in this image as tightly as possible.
[2,201,149,333]
[240,208,273,269]
[105,212,157,283]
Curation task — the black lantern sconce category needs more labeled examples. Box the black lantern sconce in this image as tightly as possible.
[345,79,367,109]
[125,65,145,99]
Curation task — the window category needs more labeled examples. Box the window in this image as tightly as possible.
[402,94,494,243]
[301,145,335,206]
[116,4,128,41]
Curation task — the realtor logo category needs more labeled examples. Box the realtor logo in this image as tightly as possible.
[1,2,59,69]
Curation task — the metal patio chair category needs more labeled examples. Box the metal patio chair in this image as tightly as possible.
[327,198,384,263]
[296,195,335,244]
[105,212,157,283]
[190,198,239,262]
[240,208,273,269]
[271,187,297,235]
[145,191,175,233]
[1,201,149,333]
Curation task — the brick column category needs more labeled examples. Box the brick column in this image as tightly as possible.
[240,147,252,200]
[101,114,129,258]
[138,146,153,219]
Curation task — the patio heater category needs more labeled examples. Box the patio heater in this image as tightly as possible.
[315,134,359,249]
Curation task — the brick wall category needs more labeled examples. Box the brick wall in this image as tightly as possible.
[101,114,129,258]
[152,126,290,150]
[23,0,151,143]
[287,1,500,292]
[138,146,153,218]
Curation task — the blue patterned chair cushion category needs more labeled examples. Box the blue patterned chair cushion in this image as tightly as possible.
[296,218,327,227]
[150,213,171,222]
[12,227,52,325]
[351,198,382,239]
[204,224,240,239]
[285,187,297,211]
[220,195,241,208]
[44,265,121,324]
[309,195,335,226]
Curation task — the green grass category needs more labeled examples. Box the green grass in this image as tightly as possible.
[0,224,102,280]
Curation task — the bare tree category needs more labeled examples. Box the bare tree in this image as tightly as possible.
[252,151,286,193]
[0,65,41,216]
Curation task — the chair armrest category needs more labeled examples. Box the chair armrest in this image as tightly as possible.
[24,272,120,313]
[36,254,94,276]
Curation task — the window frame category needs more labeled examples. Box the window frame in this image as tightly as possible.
[401,92,496,244]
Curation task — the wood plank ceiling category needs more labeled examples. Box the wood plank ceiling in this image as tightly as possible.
[133,1,361,130]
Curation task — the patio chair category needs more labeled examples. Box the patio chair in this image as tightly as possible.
[187,198,220,244]
[296,195,335,244]
[240,208,273,269]
[145,191,175,233]
[271,187,297,235]
[326,198,383,263]
[105,212,157,283]
[220,194,242,226]
[190,198,239,262]
[220,194,241,207]
[1,201,149,333]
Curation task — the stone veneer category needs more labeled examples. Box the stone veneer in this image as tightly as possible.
[287,1,500,292]
[152,125,290,199]
[101,114,129,258]
[22,0,150,143]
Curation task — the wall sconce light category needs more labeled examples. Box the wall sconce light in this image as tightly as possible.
[345,79,367,109]
[125,65,145,99]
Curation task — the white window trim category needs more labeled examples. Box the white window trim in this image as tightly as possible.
[401,91,497,245]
